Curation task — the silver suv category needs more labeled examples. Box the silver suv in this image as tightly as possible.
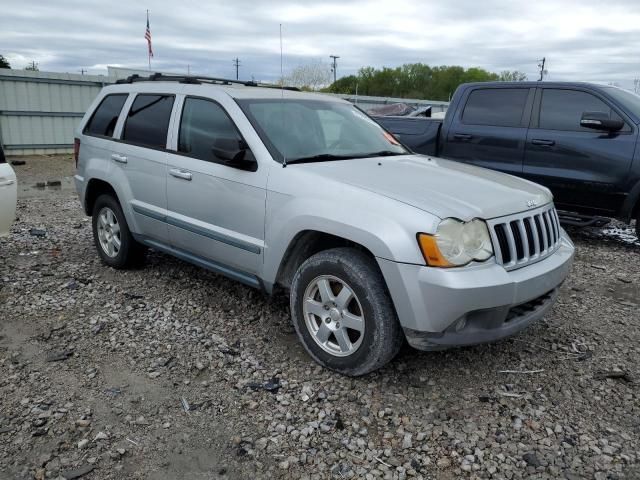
[74,75,574,376]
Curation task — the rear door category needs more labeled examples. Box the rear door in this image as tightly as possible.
[115,93,175,242]
[441,86,534,175]
[165,95,267,283]
[523,87,636,215]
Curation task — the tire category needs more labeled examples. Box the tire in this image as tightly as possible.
[290,247,404,376]
[92,194,146,269]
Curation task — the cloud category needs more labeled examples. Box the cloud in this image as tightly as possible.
[1,0,640,88]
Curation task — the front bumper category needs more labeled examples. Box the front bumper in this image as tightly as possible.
[377,231,574,350]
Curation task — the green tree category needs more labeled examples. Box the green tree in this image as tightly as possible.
[499,70,528,81]
[0,55,10,69]
[325,63,501,101]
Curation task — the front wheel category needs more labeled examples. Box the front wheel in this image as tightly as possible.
[92,194,146,269]
[290,247,403,376]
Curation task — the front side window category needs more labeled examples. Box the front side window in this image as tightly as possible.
[84,94,128,137]
[539,89,627,132]
[237,99,408,163]
[122,94,174,148]
[178,98,242,162]
[462,88,529,127]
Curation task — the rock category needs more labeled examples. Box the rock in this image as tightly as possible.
[61,464,95,479]
[29,228,47,237]
[77,439,89,449]
[523,452,542,467]
[437,457,451,468]
[94,431,108,441]
[402,433,413,449]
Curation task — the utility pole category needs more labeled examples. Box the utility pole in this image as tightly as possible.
[329,55,339,84]
[79,68,86,75]
[537,57,547,81]
[233,57,241,80]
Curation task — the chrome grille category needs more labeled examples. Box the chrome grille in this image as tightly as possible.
[489,204,562,270]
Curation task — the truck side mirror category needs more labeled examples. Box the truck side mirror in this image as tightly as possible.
[580,112,624,132]
[212,138,257,171]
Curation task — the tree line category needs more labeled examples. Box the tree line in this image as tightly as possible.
[321,63,526,101]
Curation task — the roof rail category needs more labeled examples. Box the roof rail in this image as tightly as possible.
[114,73,300,91]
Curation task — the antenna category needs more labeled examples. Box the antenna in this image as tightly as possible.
[280,23,287,168]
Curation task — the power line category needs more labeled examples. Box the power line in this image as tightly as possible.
[233,57,241,80]
[329,55,340,84]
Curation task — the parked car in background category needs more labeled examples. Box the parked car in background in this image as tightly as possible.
[376,82,640,237]
[0,145,17,237]
[74,74,574,375]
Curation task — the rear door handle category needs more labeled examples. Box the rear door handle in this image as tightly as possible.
[531,139,555,147]
[453,133,472,141]
[111,153,128,163]
[169,168,192,181]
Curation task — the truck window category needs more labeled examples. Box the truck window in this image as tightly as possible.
[178,97,242,162]
[539,89,627,132]
[462,88,529,127]
[122,94,174,148]
[84,94,128,138]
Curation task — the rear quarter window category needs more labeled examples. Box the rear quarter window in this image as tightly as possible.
[83,94,128,137]
[462,88,529,127]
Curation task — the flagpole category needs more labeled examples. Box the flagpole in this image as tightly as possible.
[147,10,151,71]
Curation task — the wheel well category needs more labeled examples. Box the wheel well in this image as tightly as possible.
[275,230,376,291]
[84,179,118,216]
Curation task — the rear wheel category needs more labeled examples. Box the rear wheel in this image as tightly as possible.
[92,194,146,269]
[290,247,403,376]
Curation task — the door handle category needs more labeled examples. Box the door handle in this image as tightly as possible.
[453,133,472,141]
[111,153,128,163]
[531,139,555,147]
[0,179,15,187]
[169,168,192,181]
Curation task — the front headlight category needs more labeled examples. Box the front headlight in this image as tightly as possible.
[417,218,493,267]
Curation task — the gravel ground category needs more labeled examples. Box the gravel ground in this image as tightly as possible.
[1,155,639,480]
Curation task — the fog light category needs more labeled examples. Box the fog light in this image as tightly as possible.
[454,317,467,332]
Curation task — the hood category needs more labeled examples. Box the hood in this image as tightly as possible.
[302,155,552,220]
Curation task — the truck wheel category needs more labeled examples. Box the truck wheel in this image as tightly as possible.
[290,247,403,376]
[92,194,146,269]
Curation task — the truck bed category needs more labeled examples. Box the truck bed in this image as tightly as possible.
[374,116,442,156]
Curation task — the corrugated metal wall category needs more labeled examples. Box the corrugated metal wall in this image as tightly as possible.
[0,70,111,155]
[0,68,449,156]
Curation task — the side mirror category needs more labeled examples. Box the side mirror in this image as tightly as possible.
[580,112,624,132]
[212,138,257,171]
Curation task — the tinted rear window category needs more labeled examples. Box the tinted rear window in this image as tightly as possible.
[122,94,174,148]
[84,94,128,137]
[462,88,529,127]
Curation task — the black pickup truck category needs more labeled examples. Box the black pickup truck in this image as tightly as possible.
[376,81,640,236]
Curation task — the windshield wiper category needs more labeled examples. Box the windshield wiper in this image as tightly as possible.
[357,150,407,158]
[286,154,355,165]
[286,151,406,165]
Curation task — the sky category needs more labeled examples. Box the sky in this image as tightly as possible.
[2,0,640,89]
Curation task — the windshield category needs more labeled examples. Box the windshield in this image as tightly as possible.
[236,99,409,163]
[602,87,640,120]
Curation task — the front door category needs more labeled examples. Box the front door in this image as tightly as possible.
[166,96,267,282]
[523,88,636,215]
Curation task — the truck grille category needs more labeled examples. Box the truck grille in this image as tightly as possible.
[488,204,562,270]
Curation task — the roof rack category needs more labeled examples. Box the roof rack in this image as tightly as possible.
[115,73,300,91]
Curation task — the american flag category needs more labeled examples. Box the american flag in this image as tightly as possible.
[145,11,153,58]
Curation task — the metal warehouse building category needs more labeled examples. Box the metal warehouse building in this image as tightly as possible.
[0,67,447,156]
